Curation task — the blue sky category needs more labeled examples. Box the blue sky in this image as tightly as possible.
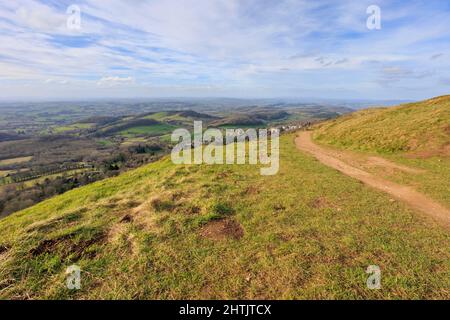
[0,0,449,100]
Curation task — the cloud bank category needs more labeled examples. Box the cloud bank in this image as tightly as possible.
[0,0,449,100]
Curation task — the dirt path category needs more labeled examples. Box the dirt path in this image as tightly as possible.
[295,131,450,228]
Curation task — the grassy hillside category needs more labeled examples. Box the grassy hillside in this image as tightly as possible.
[0,134,449,299]
[314,95,450,155]
[313,96,450,208]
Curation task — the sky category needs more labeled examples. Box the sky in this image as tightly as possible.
[0,0,449,101]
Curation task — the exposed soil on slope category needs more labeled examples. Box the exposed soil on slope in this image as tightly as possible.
[200,219,244,240]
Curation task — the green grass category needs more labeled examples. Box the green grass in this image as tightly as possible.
[119,124,176,137]
[314,95,450,154]
[53,123,95,133]
[144,112,169,121]
[0,134,448,299]
[217,124,263,129]
[21,169,90,188]
[313,95,450,207]
[97,139,115,147]
[144,112,193,125]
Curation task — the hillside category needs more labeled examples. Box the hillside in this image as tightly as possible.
[312,96,450,209]
[0,134,449,299]
[91,111,208,138]
[314,95,450,156]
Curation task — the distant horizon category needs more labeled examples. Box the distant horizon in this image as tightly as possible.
[0,95,415,106]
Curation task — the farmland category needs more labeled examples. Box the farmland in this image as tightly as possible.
[0,99,352,218]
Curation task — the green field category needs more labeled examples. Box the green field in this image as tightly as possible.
[97,139,115,147]
[217,124,263,129]
[0,134,448,299]
[144,112,187,123]
[53,123,95,133]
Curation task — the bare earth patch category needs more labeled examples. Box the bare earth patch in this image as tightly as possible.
[120,214,133,223]
[200,219,244,241]
[30,232,106,260]
[0,245,9,254]
[0,244,10,262]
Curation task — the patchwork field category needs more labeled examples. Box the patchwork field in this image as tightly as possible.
[119,124,177,137]
[0,156,33,166]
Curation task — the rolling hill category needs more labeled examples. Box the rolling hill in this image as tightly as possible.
[314,95,450,156]
[0,97,449,299]
[312,95,450,209]
[99,111,218,137]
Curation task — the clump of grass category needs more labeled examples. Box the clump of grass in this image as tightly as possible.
[150,196,175,212]
[211,201,234,216]
[179,204,201,215]
[192,201,234,227]
[194,212,223,227]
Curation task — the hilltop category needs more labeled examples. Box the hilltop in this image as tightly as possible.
[312,96,450,210]
[314,95,450,156]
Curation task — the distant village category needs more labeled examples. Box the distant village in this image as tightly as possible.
[180,121,316,149]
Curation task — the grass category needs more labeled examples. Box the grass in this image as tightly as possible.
[218,124,263,129]
[0,156,33,166]
[144,112,199,125]
[21,169,90,188]
[313,95,450,207]
[0,170,15,178]
[119,124,176,137]
[0,168,91,189]
[97,139,115,147]
[314,95,450,154]
[53,123,95,133]
[0,134,448,299]
[145,112,187,123]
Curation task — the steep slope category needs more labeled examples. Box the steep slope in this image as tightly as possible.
[0,135,449,299]
[314,95,450,155]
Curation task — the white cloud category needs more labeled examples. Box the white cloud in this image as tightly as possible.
[97,76,134,87]
[0,0,449,100]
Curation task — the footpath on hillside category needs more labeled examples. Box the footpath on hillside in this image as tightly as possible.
[295,131,450,228]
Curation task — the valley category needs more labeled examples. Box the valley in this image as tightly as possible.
[0,96,449,299]
[0,100,350,218]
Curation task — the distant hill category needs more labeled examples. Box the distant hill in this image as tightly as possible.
[90,110,217,138]
[314,95,450,156]
[0,132,27,142]
[210,110,289,127]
